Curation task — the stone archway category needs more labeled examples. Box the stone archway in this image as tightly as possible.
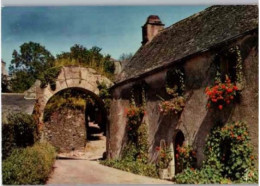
[43,87,107,153]
[27,66,113,155]
[35,66,113,123]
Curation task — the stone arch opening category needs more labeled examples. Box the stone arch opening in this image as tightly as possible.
[33,66,113,158]
[43,87,108,156]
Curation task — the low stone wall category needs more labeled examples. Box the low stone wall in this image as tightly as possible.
[44,108,87,152]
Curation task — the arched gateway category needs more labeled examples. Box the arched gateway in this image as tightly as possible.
[34,66,112,122]
[25,66,113,153]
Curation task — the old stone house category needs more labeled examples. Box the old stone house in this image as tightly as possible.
[108,5,258,174]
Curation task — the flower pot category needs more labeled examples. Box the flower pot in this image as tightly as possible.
[159,168,168,180]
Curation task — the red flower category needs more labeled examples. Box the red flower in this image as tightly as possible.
[176,145,180,151]
[190,167,195,171]
[155,146,160,151]
[212,99,217,103]
[124,108,128,115]
[233,86,238,91]
[176,154,179,159]
[227,88,233,93]
[226,100,230,104]
[218,105,223,110]
[230,96,234,100]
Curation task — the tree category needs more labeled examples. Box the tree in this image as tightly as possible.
[119,53,133,61]
[56,44,115,76]
[119,53,133,68]
[9,42,54,92]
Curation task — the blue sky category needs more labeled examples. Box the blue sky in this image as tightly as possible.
[2,6,207,71]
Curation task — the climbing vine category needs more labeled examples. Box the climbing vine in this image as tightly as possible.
[229,45,244,88]
[125,90,146,141]
[32,100,42,136]
[101,87,158,178]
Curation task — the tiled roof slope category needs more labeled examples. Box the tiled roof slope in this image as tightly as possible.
[119,5,258,82]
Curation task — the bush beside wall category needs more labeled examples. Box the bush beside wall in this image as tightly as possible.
[2,113,37,159]
[3,142,56,185]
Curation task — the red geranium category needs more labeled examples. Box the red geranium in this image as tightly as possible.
[205,76,239,110]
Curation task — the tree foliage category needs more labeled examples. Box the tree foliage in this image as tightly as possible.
[9,42,55,92]
[119,52,133,61]
[119,52,133,68]
[8,42,115,92]
[56,44,115,76]
[2,74,10,92]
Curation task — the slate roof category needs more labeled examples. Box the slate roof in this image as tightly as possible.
[118,5,258,83]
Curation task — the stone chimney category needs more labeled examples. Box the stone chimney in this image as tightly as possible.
[142,15,165,45]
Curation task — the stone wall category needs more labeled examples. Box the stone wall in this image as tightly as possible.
[109,32,258,166]
[44,108,87,152]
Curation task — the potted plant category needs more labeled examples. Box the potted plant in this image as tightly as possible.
[158,85,185,115]
[205,75,239,110]
[156,141,173,179]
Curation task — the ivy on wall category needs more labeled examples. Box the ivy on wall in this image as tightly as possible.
[229,46,244,88]
[101,88,158,178]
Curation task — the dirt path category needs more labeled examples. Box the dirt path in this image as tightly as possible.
[47,129,172,184]
[47,159,172,184]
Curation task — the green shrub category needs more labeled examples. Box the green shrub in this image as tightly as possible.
[97,81,112,112]
[175,121,258,184]
[2,113,37,159]
[204,121,256,181]
[175,166,225,184]
[101,159,158,178]
[3,142,56,185]
[100,123,158,178]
